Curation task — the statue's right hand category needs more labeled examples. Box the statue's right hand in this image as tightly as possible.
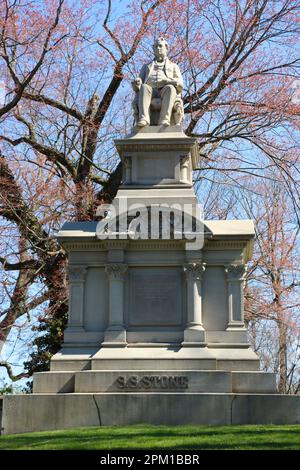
[132,77,142,91]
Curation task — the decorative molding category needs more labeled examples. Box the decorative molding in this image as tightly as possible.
[123,156,132,184]
[123,156,132,168]
[63,241,128,251]
[105,263,128,280]
[61,240,185,253]
[117,143,195,154]
[204,240,247,250]
[204,239,254,263]
[183,262,206,280]
[127,241,184,250]
[63,242,106,251]
[180,155,189,166]
[224,264,245,281]
[102,241,129,249]
[68,265,87,282]
[180,155,190,183]
[115,138,199,169]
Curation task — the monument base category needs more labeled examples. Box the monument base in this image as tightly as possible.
[2,393,300,434]
[32,369,276,394]
[3,124,299,436]
[49,345,260,372]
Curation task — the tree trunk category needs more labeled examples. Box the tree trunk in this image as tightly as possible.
[278,314,288,394]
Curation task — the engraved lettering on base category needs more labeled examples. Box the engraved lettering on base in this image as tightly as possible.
[115,375,189,390]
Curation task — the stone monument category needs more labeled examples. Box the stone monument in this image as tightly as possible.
[2,39,300,434]
[132,37,184,127]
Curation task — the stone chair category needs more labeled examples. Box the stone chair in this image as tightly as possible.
[132,93,184,126]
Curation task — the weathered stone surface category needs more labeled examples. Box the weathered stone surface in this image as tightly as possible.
[3,393,300,435]
[50,359,91,372]
[32,369,276,394]
[75,370,232,393]
[232,371,276,394]
[91,348,260,372]
[232,395,300,425]
[50,349,96,371]
[33,372,75,394]
[128,267,183,327]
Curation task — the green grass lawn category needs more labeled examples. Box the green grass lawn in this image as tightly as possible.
[0,425,300,450]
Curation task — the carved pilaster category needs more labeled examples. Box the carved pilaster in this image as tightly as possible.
[180,155,190,183]
[225,264,246,329]
[68,266,87,282]
[183,262,206,344]
[123,156,132,183]
[104,263,128,345]
[105,263,128,280]
[225,264,245,281]
[183,262,206,281]
[68,265,87,330]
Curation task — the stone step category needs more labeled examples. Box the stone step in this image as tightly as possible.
[33,371,75,394]
[33,369,277,394]
[91,358,217,371]
[3,392,300,435]
[90,346,260,372]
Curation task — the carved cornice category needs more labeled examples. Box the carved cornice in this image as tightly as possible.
[105,263,128,280]
[62,242,105,251]
[116,142,194,153]
[63,241,127,251]
[204,240,247,250]
[127,241,184,250]
[68,265,87,282]
[183,262,206,280]
[115,138,199,169]
[204,239,254,264]
[61,240,185,252]
[102,240,129,249]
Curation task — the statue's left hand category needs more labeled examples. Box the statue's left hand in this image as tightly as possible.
[166,79,178,88]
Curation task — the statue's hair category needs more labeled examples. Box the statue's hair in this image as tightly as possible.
[153,37,169,50]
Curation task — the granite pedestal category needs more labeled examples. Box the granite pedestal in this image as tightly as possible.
[2,126,300,434]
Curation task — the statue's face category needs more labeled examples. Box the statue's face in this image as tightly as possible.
[154,40,168,61]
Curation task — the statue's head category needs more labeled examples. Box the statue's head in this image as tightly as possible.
[153,37,169,61]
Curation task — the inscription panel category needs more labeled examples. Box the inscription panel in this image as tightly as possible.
[116,375,189,390]
[128,267,182,327]
[137,152,174,183]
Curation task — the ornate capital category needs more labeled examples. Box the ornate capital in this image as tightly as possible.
[68,266,87,282]
[180,155,189,167]
[183,262,206,280]
[105,263,128,280]
[224,264,245,281]
[123,156,132,168]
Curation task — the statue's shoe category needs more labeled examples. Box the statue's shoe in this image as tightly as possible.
[160,120,170,126]
[136,119,149,127]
